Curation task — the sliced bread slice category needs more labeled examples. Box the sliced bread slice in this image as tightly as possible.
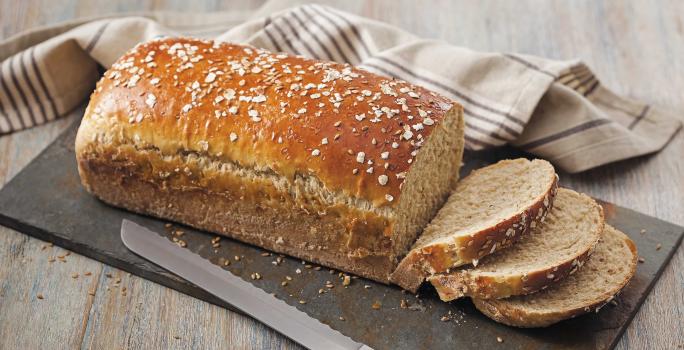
[429,188,603,300]
[391,158,558,292]
[473,225,638,328]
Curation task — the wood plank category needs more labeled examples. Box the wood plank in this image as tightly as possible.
[0,228,103,349]
[79,265,299,349]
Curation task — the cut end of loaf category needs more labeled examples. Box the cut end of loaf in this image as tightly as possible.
[391,158,558,292]
[429,188,604,301]
[473,225,638,328]
[390,104,465,274]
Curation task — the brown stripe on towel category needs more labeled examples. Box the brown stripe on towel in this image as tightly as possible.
[628,105,651,130]
[556,64,590,82]
[520,119,613,149]
[293,7,346,62]
[503,53,556,78]
[0,59,27,130]
[9,53,39,127]
[18,50,46,125]
[302,5,365,64]
[575,73,597,91]
[559,69,593,87]
[289,8,335,61]
[0,95,13,132]
[85,22,109,53]
[276,15,319,59]
[584,80,600,96]
[317,5,373,58]
[464,134,493,150]
[268,17,302,55]
[263,17,284,53]
[30,47,58,120]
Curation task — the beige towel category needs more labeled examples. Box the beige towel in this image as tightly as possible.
[0,2,680,173]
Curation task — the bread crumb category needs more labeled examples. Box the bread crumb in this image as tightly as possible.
[371,301,381,310]
[342,275,351,286]
[656,243,662,251]
[71,273,79,279]
[36,293,44,300]
[497,336,503,343]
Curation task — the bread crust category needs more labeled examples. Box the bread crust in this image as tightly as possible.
[391,164,559,292]
[76,38,455,208]
[429,189,603,300]
[473,226,638,328]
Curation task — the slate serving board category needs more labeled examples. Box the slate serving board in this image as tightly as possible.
[1,120,682,350]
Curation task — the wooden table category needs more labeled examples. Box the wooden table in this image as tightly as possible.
[1,1,682,349]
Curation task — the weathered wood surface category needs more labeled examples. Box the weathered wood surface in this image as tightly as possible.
[0,1,682,349]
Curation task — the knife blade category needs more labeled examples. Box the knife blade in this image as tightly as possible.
[120,219,372,350]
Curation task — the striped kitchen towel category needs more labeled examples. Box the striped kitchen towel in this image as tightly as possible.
[0,1,680,173]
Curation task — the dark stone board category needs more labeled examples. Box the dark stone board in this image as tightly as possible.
[0,120,682,350]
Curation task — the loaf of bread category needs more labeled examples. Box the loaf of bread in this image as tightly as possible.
[75,38,465,283]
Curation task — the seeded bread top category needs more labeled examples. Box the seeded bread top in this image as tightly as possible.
[77,38,457,208]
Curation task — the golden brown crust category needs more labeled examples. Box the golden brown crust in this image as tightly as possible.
[429,197,603,301]
[76,37,455,208]
[391,174,559,292]
[473,226,638,328]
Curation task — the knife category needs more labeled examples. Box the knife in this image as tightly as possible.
[120,219,372,350]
